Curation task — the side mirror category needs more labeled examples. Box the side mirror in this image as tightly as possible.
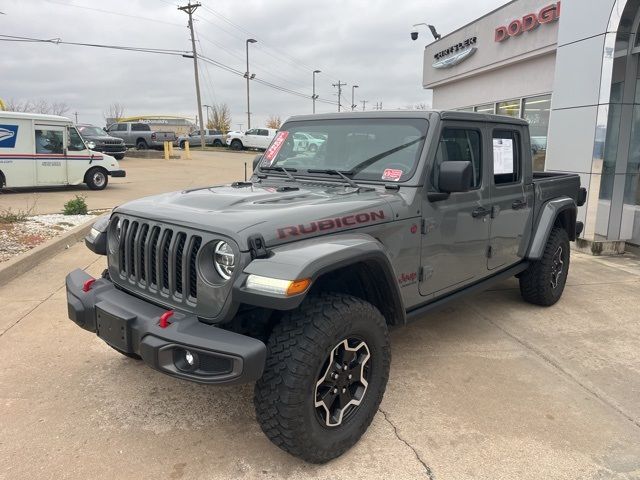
[439,161,473,193]
[253,154,263,171]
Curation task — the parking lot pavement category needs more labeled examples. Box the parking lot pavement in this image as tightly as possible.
[1,247,639,480]
[0,150,257,215]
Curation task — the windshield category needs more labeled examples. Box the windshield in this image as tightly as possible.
[260,118,429,182]
[77,126,104,136]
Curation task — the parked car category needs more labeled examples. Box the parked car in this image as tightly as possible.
[226,128,277,151]
[0,111,124,190]
[66,111,586,463]
[105,122,177,150]
[177,129,224,149]
[76,124,126,160]
[292,132,325,153]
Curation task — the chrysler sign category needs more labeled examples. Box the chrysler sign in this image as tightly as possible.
[495,1,561,42]
[432,37,477,69]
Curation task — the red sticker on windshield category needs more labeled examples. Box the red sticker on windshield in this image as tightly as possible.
[263,131,289,166]
[382,168,403,182]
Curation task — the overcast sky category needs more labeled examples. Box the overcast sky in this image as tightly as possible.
[1,0,505,128]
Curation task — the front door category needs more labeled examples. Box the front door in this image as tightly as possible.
[35,125,67,185]
[488,127,534,270]
[420,123,491,297]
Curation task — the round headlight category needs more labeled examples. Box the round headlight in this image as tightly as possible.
[214,241,235,280]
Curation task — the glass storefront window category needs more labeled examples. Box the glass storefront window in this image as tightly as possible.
[496,99,521,117]
[622,76,640,245]
[522,95,552,171]
[475,103,495,114]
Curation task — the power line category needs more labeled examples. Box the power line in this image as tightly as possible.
[44,0,184,27]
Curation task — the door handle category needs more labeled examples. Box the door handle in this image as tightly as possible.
[512,200,527,210]
[472,207,492,218]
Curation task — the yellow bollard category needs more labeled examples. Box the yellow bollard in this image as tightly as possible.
[168,141,174,157]
[163,141,170,160]
[184,140,192,160]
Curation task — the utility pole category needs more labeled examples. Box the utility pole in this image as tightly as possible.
[312,69,321,114]
[74,111,78,123]
[332,81,347,112]
[374,101,383,111]
[361,100,368,111]
[178,2,205,151]
[238,123,243,132]
[351,85,359,111]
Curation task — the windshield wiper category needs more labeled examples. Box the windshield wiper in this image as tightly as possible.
[348,135,426,176]
[307,169,359,189]
[260,166,297,181]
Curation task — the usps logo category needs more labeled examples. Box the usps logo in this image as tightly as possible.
[0,125,18,148]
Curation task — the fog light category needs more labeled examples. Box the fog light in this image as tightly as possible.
[185,350,195,366]
[174,348,199,372]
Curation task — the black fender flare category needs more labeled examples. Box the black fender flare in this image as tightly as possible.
[526,197,576,260]
[232,233,406,325]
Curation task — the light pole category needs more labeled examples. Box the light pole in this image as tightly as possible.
[312,69,321,114]
[203,104,212,128]
[351,85,359,111]
[245,38,257,129]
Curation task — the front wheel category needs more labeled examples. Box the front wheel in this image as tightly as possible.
[519,226,570,306]
[136,140,148,150]
[254,293,390,463]
[85,167,108,190]
[230,139,243,151]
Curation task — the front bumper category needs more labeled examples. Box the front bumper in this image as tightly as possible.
[66,269,266,385]
[109,170,126,177]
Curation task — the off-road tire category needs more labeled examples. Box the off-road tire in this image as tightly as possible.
[230,139,243,151]
[254,293,390,463]
[519,226,570,306]
[85,167,108,190]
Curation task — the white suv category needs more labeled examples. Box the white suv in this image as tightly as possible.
[226,128,277,151]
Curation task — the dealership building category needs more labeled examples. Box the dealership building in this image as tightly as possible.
[422,0,640,249]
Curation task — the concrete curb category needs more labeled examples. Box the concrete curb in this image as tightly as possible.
[0,217,96,287]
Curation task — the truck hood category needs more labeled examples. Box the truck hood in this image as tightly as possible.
[114,182,398,250]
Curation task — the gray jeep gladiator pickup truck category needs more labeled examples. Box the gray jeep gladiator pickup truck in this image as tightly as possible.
[66,111,586,463]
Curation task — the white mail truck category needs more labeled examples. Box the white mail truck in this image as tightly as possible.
[0,111,125,190]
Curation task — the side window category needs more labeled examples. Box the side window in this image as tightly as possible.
[493,130,521,185]
[259,129,269,136]
[432,127,482,190]
[245,129,255,135]
[35,129,64,154]
[131,123,149,132]
[116,124,128,132]
[68,127,86,152]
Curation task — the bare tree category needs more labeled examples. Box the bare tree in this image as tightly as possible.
[3,98,69,116]
[266,115,282,129]
[104,102,126,123]
[209,103,232,133]
[403,102,430,111]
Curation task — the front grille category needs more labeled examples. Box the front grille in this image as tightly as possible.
[114,217,203,305]
[103,139,123,145]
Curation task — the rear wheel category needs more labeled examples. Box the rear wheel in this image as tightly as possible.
[213,139,223,147]
[254,293,390,463]
[136,139,148,150]
[85,167,108,190]
[230,139,243,151]
[519,226,570,306]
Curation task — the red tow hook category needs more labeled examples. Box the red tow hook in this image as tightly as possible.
[159,310,174,329]
[82,278,96,292]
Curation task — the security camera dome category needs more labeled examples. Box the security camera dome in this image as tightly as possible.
[411,31,419,41]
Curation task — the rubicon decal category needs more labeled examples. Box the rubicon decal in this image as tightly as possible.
[0,125,19,148]
[277,210,385,239]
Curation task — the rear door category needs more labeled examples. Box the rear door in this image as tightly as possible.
[487,127,533,270]
[244,129,258,148]
[34,125,67,185]
[420,122,492,297]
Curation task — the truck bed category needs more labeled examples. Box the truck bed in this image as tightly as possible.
[532,171,583,207]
